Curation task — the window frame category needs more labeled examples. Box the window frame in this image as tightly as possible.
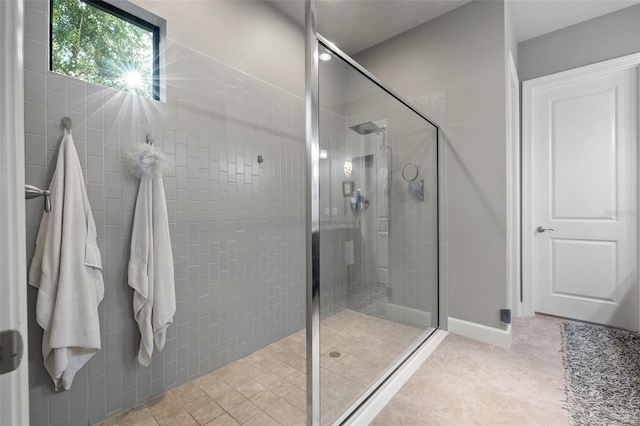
[49,0,161,100]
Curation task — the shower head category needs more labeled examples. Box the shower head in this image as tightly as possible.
[349,121,385,135]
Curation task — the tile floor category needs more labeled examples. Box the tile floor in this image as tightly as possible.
[372,314,570,425]
[97,309,425,426]
[99,314,569,426]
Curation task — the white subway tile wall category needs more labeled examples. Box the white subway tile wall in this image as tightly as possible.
[23,2,447,425]
[319,108,350,319]
[342,94,444,327]
[22,2,353,424]
[412,94,448,330]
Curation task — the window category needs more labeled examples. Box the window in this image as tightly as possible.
[51,0,160,100]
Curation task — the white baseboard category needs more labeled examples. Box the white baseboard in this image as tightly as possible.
[447,317,511,348]
[386,303,431,327]
[342,329,448,426]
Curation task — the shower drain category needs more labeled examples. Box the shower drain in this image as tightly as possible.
[328,351,341,358]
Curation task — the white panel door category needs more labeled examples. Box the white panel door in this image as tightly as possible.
[532,66,639,330]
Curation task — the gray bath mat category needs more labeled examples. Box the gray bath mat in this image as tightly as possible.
[562,321,640,425]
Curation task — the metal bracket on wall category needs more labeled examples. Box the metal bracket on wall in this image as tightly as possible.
[409,180,424,201]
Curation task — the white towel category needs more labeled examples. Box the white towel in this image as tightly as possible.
[126,144,175,366]
[28,129,104,391]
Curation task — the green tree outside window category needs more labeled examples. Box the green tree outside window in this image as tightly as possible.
[52,0,156,99]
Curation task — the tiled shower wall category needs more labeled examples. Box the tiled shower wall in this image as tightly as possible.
[384,100,439,318]
[412,93,447,328]
[23,2,346,425]
[344,91,446,327]
[319,108,349,319]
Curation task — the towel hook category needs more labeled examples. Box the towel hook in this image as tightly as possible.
[146,134,154,146]
[61,117,72,130]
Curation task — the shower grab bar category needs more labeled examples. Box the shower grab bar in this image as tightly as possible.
[25,185,51,213]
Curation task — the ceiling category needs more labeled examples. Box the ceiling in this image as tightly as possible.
[268,0,640,55]
[508,0,640,43]
[268,0,473,54]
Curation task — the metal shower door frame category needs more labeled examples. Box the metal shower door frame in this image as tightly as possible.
[304,0,320,425]
[305,2,443,423]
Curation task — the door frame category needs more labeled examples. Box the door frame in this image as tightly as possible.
[522,53,640,325]
[0,0,30,424]
[506,50,521,316]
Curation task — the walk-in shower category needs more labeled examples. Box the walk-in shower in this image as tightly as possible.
[307,18,441,422]
[20,0,441,424]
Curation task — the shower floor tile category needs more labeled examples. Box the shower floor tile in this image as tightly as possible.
[99,309,424,426]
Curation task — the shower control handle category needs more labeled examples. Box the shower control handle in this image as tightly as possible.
[536,226,554,233]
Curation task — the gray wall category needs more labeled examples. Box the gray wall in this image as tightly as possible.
[354,0,508,329]
[518,4,640,81]
[134,0,305,96]
[23,1,316,424]
[505,0,518,69]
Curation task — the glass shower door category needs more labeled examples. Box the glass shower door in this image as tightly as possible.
[317,42,439,424]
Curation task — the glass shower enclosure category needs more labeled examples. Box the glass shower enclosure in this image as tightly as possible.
[305,11,441,422]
